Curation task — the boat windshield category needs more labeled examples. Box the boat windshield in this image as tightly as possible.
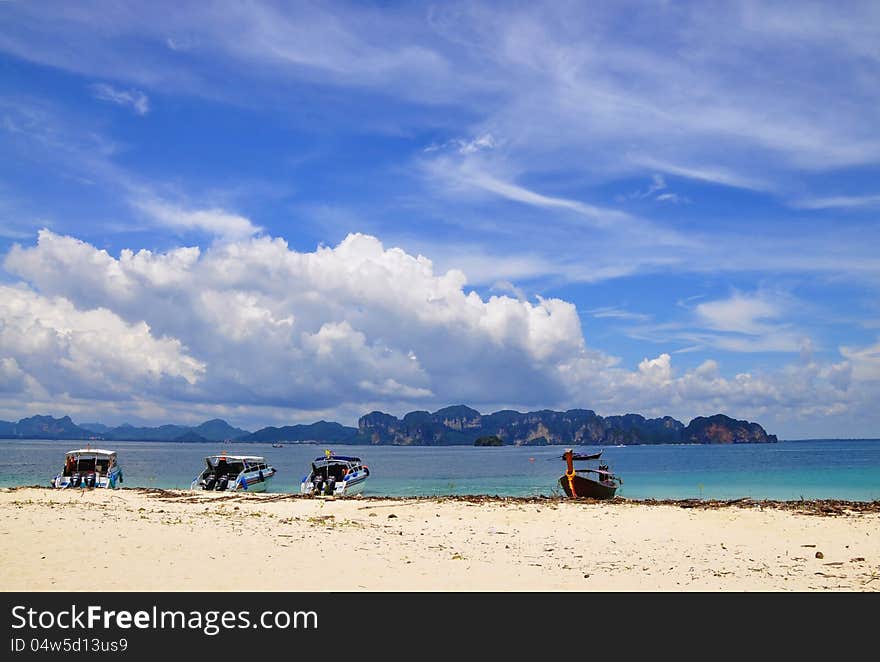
[205,458,245,478]
[63,456,113,476]
[311,460,353,481]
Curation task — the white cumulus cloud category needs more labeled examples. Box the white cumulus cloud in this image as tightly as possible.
[0,283,204,402]
[2,230,584,414]
[2,229,878,435]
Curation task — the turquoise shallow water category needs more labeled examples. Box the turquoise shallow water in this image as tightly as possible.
[1,439,879,501]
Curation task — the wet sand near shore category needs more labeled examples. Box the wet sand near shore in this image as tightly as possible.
[1,487,878,591]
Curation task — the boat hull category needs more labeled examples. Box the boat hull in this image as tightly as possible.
[300,475,368,497]
[559,474,617,499]
[232,475,272,492]
[235,468,275,492]
[300,456,369,497]
[52,468,122,489]
[191,467,276,492]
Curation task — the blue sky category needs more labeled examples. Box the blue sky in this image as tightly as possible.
[0,1,878,438]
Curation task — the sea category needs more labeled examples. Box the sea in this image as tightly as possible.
[1,438,879,501]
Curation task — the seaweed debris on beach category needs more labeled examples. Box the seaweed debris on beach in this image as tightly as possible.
[8,485,871,517]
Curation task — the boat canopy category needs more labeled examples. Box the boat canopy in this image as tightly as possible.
[66,449,116,457]
[205,455,266,463]
[312,455,361,463]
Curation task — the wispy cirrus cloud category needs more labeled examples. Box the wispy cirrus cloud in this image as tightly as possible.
[2,1,876,181]
[791,194,880,210]
[424,133,497,155]
[695,292,787,337]
[613,290,812,355]
[654,193,689,204]
[421,153,694,252]
[626,156,774,193]
[587,306,651,322]
[132,197,262,242]
[90,83,150,115]
[0,95,268,244]
[617,174,690,204]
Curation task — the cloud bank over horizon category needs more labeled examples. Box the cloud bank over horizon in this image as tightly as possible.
[1,228,874,437]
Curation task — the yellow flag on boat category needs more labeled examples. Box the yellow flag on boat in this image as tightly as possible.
[325,449,332,458]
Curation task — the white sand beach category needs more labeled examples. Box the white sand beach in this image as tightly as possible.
[1,487,877,591]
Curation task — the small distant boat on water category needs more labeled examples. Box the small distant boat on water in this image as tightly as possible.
[52,448,123,489]
[559,449,622,499]
[300,450,370,497]
[271,443,284,448]
[191,454,277,492]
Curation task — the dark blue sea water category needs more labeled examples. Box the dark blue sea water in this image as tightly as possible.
[1,439,878,501]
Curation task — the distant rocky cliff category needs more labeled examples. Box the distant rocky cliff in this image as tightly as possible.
[0,415,92,440]
[0,416,249,442]
[356,406,777,446]
[242,421,357,443]
[683,414,778,444]
[0,407,777,446]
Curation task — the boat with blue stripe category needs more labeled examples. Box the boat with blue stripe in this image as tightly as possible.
[300,451,370,497]
[191,454,277,492]
[51,448,123,489]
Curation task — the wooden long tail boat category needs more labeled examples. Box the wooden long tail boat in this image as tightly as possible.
[559,449,622,499]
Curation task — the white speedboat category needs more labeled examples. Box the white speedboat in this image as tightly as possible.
[300,452,370,497]
[191,454,277,492]
[52,448,123,489]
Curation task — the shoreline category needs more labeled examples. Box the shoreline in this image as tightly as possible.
[2,487,878,591]
[8,484,880,512]
[123,487,880,513]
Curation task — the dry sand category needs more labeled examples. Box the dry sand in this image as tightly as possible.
[1,487,878,591]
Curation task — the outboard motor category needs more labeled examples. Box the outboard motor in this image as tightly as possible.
[71,473,81,487]
[325,477,336,496]
[86,473,96,488]
[204,475,217,490]
[312,477,324,495]
[216,476,229,491]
